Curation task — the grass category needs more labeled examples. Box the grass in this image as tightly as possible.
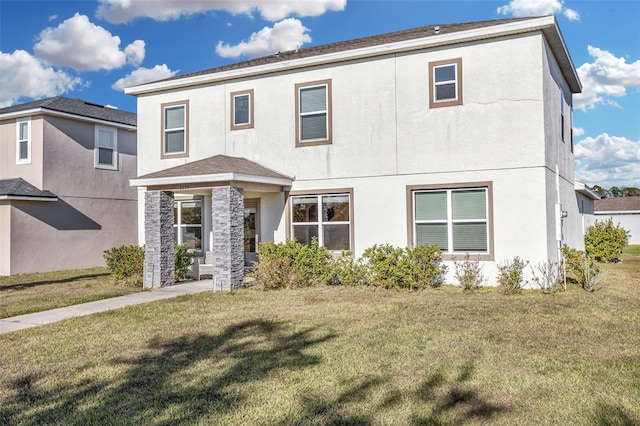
[0,247,638,425]
[0,267,142,318]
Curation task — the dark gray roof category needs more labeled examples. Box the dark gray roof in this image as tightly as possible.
[136,155,292,181]
[0,96,136,126]
[152,17,533,85]
[0,178,57,199]
[595,197,640,212]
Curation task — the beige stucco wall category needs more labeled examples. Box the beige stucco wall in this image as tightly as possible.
[1,114,138,275]
[0,115,44,187]
[0,203,10,275]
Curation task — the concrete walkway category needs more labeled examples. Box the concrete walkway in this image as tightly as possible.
[0,280,214,334]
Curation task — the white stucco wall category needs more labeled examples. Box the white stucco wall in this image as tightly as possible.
[133,28,581,285]
[590,213,640,245]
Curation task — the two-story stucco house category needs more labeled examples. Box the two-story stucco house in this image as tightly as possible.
[127,15,596,289]
[0,97,138,275]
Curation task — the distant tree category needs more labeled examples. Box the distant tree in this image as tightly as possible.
[609,186,624,197]
[623,187,640,197]
[591,185,608,198]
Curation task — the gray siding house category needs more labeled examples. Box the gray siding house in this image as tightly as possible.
[0,97,138,275]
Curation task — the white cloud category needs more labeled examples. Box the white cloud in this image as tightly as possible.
[33,13,145,71]
[574,46,640,111]
[574,133,640,188]
[112,64,178,91]
[497,0,579,20]
[573,127,585,137]
[96,0,346,24]
[0,50,84,107]
[216,18,311,59]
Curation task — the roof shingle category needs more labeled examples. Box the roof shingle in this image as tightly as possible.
[595,197,640,212]
[0,178,57,199]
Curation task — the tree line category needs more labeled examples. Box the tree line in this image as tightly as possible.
[590,185,640,198]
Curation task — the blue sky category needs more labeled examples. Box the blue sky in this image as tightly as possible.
[1,0,638,189]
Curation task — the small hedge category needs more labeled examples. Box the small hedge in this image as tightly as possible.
[585,218,629,262]
[251,240,446,290]
[103,244,145,286]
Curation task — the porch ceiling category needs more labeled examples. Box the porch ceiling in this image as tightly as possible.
[130,154,293,189]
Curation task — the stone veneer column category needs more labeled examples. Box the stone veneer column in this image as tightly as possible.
[144,191,175,288]
[212,186,244,290]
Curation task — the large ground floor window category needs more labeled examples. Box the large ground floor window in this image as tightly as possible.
[291,191,352,251]
[174,197,203,252]
[409,183,493,260]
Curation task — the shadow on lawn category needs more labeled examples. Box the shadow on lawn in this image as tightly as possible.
[0,272,110,292]
[1,319,336,425]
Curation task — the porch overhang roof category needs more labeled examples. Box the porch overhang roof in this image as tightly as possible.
[574,182,601,200]
[0,178,58,202]
[130,154,293,188]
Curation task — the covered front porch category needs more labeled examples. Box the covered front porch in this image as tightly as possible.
[130,155,292,290]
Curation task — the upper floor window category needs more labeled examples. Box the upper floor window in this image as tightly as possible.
[95,125,117,170]
[231,89,254,130]
[291,190,352,251]
[295,79,332,147]
[162,100,189,158]
[16,118,31,164]
[408,182,493,260]
[429,58,463,108]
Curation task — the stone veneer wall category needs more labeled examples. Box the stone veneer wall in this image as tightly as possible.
[212,186,244,290]
[144,191,175,288]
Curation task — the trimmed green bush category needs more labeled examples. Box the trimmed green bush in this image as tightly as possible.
[408,244,447,288]
[252,238,332,289]
[585,218,629,262]
[361,244,413,289]
[103,244,145,286]
[174,244,195,281]
[328,254,368,287]
[497,256,529,295]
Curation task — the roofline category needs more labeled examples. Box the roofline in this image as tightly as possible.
[0,107,136,130]
[575,182,601,200]
[126,15,580,95]
[130,172,293,188]
[595,210,640,215]
[0,195,58,202]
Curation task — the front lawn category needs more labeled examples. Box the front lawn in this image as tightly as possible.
[0,268,142,319]
[0,247,638,424]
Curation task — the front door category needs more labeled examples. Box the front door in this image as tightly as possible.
[244,200,259,266]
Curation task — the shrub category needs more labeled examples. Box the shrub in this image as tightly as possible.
[361,244,413,289]
[496,256,529,295]
[252,238,332,289]
[174,244,195,281]
[530,261,560,294]
[585,218,629,262]
[406,244,447,288]
[103,244,145,286]
[328,254,368,287]
[453,254,485,290]
[561,245,603,292]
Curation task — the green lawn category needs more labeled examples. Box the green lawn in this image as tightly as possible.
[0,247,638,425]
[0,268,142,318]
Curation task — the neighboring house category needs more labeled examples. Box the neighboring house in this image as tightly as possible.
[0,97,138,275]
[127,15,590,289]
[590,197,640,245]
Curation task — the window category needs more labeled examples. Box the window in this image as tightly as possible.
[429,58,463,108]
[16,118,31,164]
[231,89,254,130]
[290,190,351,251]
[174,197,203,252]
[295,79,332,146]
[95,126,117,170]
[560,90,565,143]
[161,100,189,158]
[570,105,574,153]
[408,183,493,260]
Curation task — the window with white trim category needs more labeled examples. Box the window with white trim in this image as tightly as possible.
[231,89,253,130]
[16,118,31,164]
[295,79,331,146]
[429,58,462,108]
[174,197,203,252]
[162,101,189,157]
[95,125,117,170]
[413,187,489,254]
[291,193,350,251]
